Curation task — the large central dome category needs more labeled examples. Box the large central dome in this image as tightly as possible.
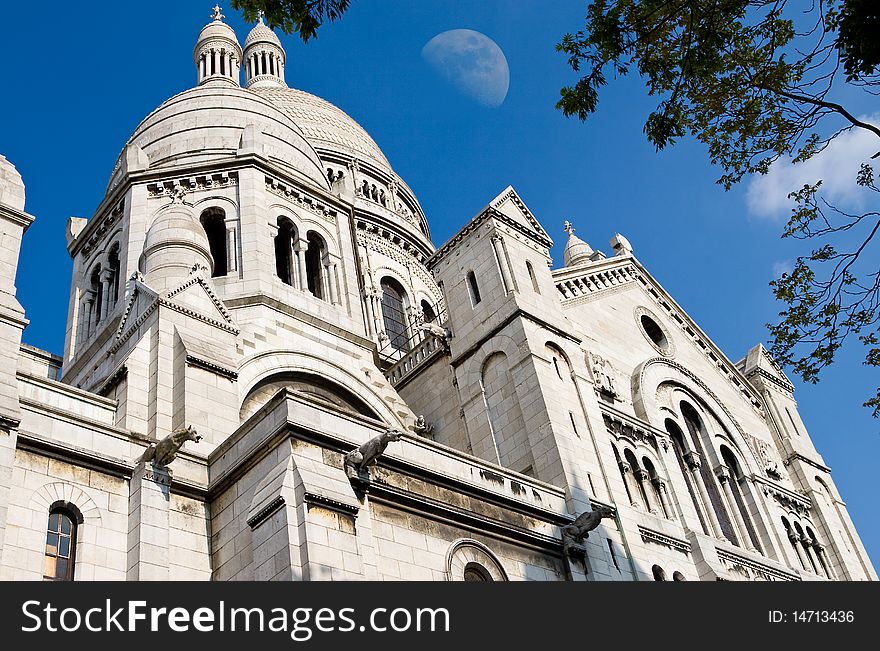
[253,86,392,172]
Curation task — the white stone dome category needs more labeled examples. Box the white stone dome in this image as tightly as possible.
[142,202,214,290]
[244,21,282,49]
[107,85,328,192]
[253,86,392,172]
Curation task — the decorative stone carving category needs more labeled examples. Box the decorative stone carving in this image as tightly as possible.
[561,504,615,556]
[419,322,452,352]
[344,428,403,483]
[752,437,786,480]
[143,425,202,467]
[589,353,617,398]
[411,415,434,438]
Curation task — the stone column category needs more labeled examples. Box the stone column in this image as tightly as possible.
[716,465,753,550]
[814,543,836,580]
[635,468,659,514]
[100,269,114,320]
[324,259,338,304]
[787,530,809,571]
[491,235,514,294]
[684,452,723,539]
[653,478,674,520]
[294,240,308,292]
[83,294,95,337]
[76,293,89,350]
[126,460,171,581]
[225,224,237,273]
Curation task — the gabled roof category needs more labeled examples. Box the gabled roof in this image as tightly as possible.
[428,186,552,268]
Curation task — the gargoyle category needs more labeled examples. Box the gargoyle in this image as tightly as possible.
[562,505,615,554]
[344,428,403,481]
[143,425,202,467]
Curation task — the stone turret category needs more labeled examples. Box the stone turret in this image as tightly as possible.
[243,12,286,88]
[194,5,242,86]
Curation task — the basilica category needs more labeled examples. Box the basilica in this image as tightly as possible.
[0,8,874,582]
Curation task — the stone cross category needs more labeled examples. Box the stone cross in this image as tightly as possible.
[564,220,574,235]
[212,5,224,21]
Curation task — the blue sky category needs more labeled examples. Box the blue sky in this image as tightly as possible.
[1,1,877,567]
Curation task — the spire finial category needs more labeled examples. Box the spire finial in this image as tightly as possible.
[211,5,224,21]
[564,220,574,235]
[257,9,265,24]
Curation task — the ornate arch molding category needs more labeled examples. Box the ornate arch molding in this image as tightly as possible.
[633,358,762,474]
[30,482,103,526]
[446,539,508,581]
[237,350,403,428]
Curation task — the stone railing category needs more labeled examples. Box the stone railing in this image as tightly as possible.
[554,259,639,302]
[385,334,446,387]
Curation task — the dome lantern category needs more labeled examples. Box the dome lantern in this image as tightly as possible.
[194,6,243,87]
[243,12,287,89]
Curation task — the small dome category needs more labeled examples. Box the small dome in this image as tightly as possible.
[142,200,213,290]
[563,221,594,267]
[244,17,282,49]
[0,153,25,211]
[193,7,241,61]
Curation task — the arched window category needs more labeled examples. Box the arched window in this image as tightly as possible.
[44,504,80,581]
[782,517,807,570]
[200,209,228,277]
[624,449,651,509]
[794,521,819,574]
[672,571,686,581]
[665,419,707,535]
[421,299,437,324]
[652,564,666,581]
[107,244,121,305]
[380,277,410,352]
[89,265,102,331]
[275,218,296,286]
[305,232,325,299]
[467,271,481,306]
[612,444,634,506]
[526,261,540,293]
[805,526,832,579]
[720,446,762,552]
[681,402,737,545]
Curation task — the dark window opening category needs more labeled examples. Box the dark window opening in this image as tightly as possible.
[652,564,666,581]
[275,219,295,285]
[200,209,227,277]
[421,299,437,324]
[305,232,325,299]
[467,271,481,305]
[108,246,121,304]
[89,266,102,324]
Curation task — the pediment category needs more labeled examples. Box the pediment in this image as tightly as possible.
[487,186,552,244]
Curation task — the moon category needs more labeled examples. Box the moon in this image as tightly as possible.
[422,29,510,108]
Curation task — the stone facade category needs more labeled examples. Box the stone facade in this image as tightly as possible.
[0,11,874,582]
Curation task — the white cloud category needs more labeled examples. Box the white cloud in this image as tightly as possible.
[746,114,880,220]
[772,260,793,279]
